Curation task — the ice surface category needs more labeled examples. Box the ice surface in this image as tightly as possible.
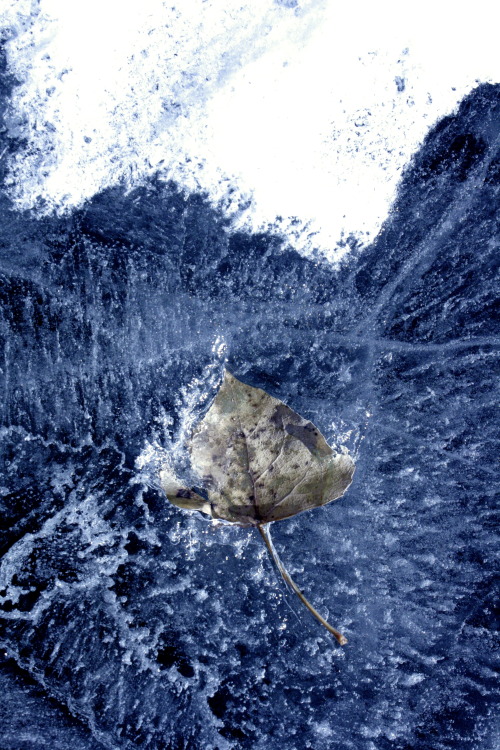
[0,653,100,750]
[0,49,499,750]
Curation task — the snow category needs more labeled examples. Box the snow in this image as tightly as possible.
[1,0,500,259]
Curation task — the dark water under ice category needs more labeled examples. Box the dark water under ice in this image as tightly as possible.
[0,58,499,750]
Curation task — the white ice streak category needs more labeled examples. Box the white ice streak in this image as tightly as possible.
[135,339,226,493]
[1,0,500,260]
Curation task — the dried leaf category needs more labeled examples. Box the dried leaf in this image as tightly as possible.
[160,369,355,644]
[162,370,354,525]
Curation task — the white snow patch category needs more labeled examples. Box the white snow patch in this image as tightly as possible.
[404,673,426,686]
[313,720,334,738]
[1,0,499,260]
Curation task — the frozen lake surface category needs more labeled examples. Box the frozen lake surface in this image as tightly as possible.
[0,53,499,749]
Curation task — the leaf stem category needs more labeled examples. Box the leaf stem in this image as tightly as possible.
[258,524,348,646]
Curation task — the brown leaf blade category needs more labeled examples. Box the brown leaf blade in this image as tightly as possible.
[159,469,210,512]
[182,369,354,526]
